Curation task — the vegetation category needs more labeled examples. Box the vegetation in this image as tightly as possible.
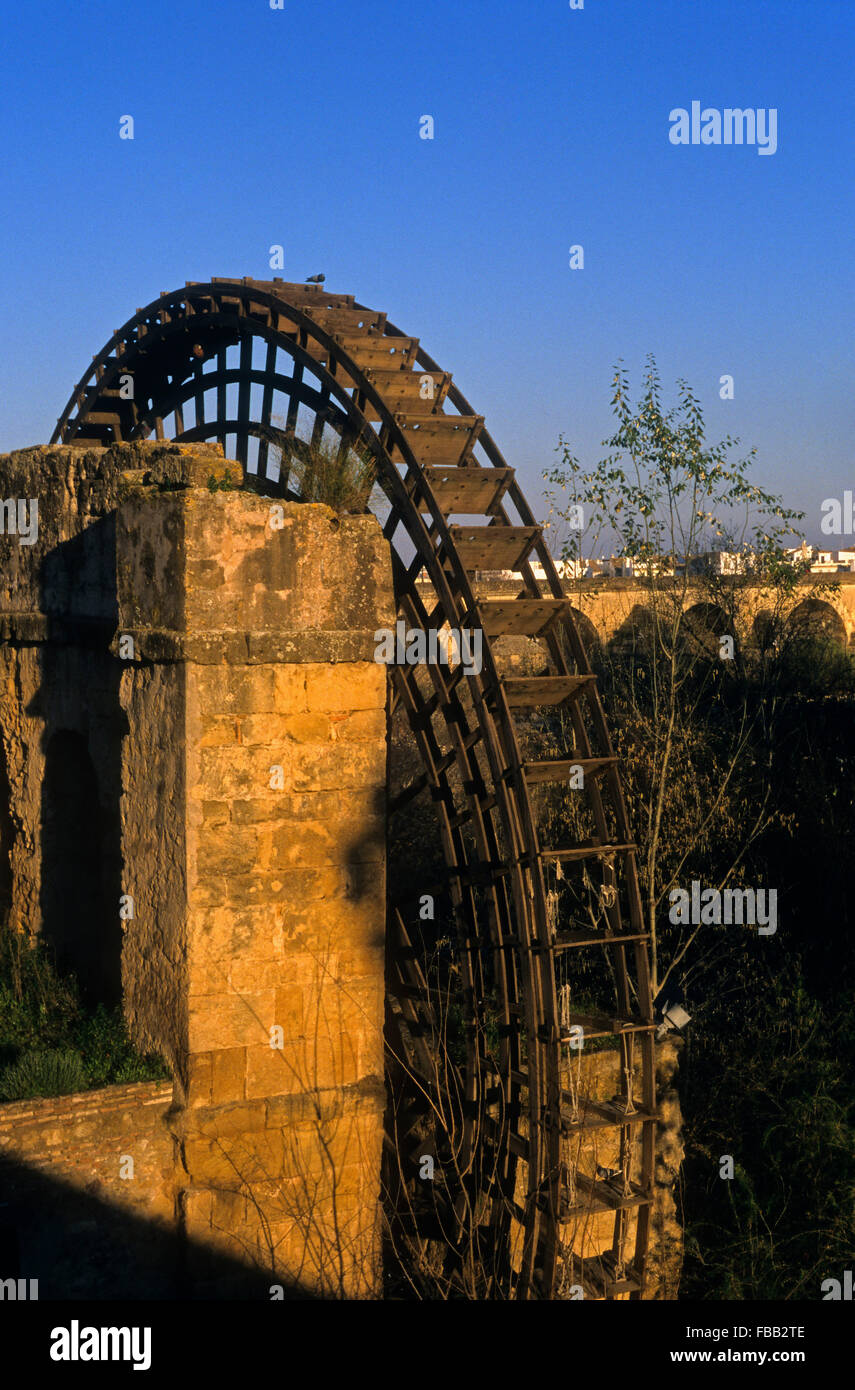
[265,428,377,515]
[0,926,170,1099]
[544,359,855,1298]
[0,1049,86,1101]
[207,468,237,492]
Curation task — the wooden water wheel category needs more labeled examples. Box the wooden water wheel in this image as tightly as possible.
[52,278,656,1299]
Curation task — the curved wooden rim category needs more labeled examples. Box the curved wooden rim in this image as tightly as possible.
[52,278,656,1300]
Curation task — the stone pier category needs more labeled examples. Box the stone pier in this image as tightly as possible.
[0,442,393,1298]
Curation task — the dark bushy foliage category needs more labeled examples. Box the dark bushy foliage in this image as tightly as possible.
[0,1048,86,1100]
[0,928,170,1097]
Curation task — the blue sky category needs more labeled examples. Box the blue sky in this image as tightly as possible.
[1,0,852,543]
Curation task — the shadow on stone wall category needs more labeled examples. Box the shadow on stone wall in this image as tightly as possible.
[39,731,119,1007]
[344,786,387,906]
[0,1153,323,1301]
[26,520,126,1007]
[0,739,13,926]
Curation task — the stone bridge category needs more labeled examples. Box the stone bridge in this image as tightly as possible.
[473,575,855,655]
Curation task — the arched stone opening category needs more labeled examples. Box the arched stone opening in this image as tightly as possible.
[40,730,120,1008]
[568,606,602,665]
[682,602,734,660]
[752,608,776,652]
[789,598,847,649]
[609,603,657,657]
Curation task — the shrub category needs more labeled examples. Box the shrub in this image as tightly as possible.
[267,429,376,515]
[0,1048,86,1100]
[0,928,170,1096]
[73,1005,170,1089]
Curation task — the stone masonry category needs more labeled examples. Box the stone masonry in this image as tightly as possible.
[0,441,394,1298]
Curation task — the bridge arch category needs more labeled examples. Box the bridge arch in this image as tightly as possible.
[789,598,848,649]
[609,602,657,657]
[752,608,776,652]
[682,602,735,660]
[567,605,601,662]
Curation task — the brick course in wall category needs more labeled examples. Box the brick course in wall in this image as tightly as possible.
[0,1081,176,1298]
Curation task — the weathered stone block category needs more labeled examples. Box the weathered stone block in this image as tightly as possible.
[190,906,283,964]
[332,709,388,742]
[195,822,261,876]
[211,1047,248,1104]
[245,1043,307,1100]
[196,746,290,799]
[304,664,386,713]
[188,990,277,1052]
[290,742,386,793]
[223,958,289,995]
[191,665,278,715]
[190,1100,267,1139]
[273,667,309,710]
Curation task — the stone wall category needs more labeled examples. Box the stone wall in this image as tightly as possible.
[115,483,393,1297]
[561,1039,684,1299]
[0,442,394,1299]
[0,442,234,1000]
[0,1081,175,1298]
[644,1040,684,1301]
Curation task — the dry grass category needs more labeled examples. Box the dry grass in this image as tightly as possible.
[266,428,376,516]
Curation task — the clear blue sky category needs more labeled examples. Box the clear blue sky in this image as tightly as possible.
[1,0,852,543]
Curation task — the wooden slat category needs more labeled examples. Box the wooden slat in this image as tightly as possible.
[560,1011,654,1039]
[500,674,595,708]
[393,414,483,466]
[420,466,513,517]
[336,334,418,369]
[562,1175,651,1217]
[552,927,650,950]
[85,385,125,401]
[559,1097,656,1133]
[82,411,123,428]
[449,525,540,572]
[571,1254,642,1299]
[227,279,356,310]
[363,369,451,418]
[507,1131,530,1160]
[541,840,636,861]
[478,598,567,638]
[523,756,617,784]
[303,305,387,334]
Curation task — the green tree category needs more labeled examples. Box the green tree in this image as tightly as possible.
[542,358,855,1299]
[543,357,833,998]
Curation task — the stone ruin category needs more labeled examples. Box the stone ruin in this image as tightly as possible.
[0,440,393,1298]
[0,437,684,1300]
